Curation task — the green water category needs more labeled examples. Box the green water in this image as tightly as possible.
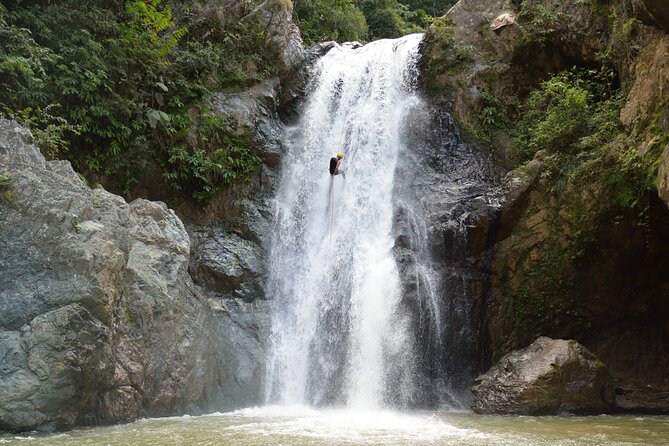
[2,407,668,446]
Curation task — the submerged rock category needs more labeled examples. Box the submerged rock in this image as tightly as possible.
[472,337,615,415]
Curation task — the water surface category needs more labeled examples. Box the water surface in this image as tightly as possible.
[2,408,667,445]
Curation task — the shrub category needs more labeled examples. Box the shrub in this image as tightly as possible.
[513,68,623,163]
[293,0,368,45]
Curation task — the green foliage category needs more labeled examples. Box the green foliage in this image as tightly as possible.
[422,16,455,94]
[474,89,511,144]
[163,111,262,202]
[0,173,19,203]
[605,146,660,211]
[509,66,656,211]
[0,4,56,113]
[517,0,564,47]
[360,0,427,40]
[513,67,623,163]
[0,1,270,201]
[360,0,403,39]
[294,0,368,45]
[124,0,186,57]
[428,15,454,46]
[10,105,80,159]
[293,0,455,44]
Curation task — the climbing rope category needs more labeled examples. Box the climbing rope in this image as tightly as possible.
[330,175,335,244]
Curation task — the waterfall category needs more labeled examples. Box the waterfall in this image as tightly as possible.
[262,32,500,410]
[265,34,425,409]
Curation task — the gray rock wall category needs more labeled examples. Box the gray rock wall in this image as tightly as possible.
[0,120,261,432]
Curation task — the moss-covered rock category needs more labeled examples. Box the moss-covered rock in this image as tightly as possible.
[420,0,611,165]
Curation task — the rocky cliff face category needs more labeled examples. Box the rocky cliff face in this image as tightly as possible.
[391,98,501,407]
[422,0,669,412]
[0,120,230,431]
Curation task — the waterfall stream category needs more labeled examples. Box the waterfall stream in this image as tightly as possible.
[266,34,426,408]
[263,32,492,411]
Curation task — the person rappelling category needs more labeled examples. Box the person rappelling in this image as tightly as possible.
[329,152,345,178]
[328,152,345,243]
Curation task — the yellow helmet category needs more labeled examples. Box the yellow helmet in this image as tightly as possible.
[337,152,344,159]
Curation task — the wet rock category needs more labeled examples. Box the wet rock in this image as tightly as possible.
[189,229,265,302]
[390,94,502,405]
[472,337,616,415]
[342,41,363,49]
[308,41,338,57]
[614,383,669,414]
[210,299,270,409]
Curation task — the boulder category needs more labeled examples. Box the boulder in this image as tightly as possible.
[472,337,616,415]
[189,229,265,302]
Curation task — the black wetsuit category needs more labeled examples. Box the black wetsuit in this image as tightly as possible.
[329,157,339,175]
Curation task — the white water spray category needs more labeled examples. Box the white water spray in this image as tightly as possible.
[265,34,424,409]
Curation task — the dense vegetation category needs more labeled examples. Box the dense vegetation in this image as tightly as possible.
[294,0,456,45]
[0,0,457,201]
[0,0,268,201]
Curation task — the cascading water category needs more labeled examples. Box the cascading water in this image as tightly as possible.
[265,34,425,409]
[264,32,499,411]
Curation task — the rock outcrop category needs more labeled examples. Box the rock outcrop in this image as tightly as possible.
[0,120,265,432]
[472,337,615,415]
[390,92,501,407]
[464,142,669,413]
[244,0,305,77]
